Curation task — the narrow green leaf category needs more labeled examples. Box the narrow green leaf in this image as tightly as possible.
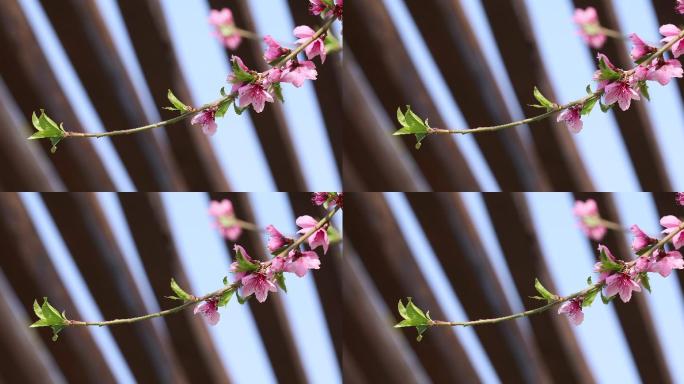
[167,89,190,112]
[639,273,651,293]
[275,273,287,293]
[231,59,255,83]
[600,290,614,304]
[598,248,622,272]
[215,99,232,119]
[586,84,593,94]
[33,299,44,320]
[534,278,556,302]
[533,86,554,110]
[169,278,193,301]
[233,103,249,116]
[272,82,284,103]
[223,276,229,286]
[235,248,259,273]
[218,289,235,307]
[582,289,599,308]
[639,82,650,101]
[581,97,598,116]
[598,57,621,81]
[587,276,592,285]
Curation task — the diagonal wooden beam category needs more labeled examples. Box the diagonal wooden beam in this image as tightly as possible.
[575,192,672,383]
[0,193,116,383]
[115,0,231,191]
[0,270,65,384]
[403,0,550,191]
[0,1,114,191]
[38,0,185,190]
[117,193,231,383]
[482,193,595,383]
[405,193,551,382]
[346,0,480,191]
[345,193,480,383]
[209,192,308,383]
[571,0,671,191]
[0,80,62,191]
[479,0,594,191]
[343,243,428,384]
[40,193,189,383]
[207,0,309,190]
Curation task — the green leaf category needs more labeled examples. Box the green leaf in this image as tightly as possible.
[587,276,592,285]
[223,276,229,286]
[639,273,651,293]
[598,57,621,81]
[29,110,66,153]
[218,289,235,307]
[231,58,256,83]
[394,106,429,150]
[275,272,287,293]
[169,278,193,301]
[600,290,615,304]
[582,289,599,308]
[581,97,598,116]
[220,87,227,97]
[235,247,259,273]
[215,99,232,119]
[598,248,622,272]
[533,87,555,111]
[30,298,68,341]
[639,81,650,101]
[324,33,341,53]
[235,291,251,305]
[599,99,613,113]
[234,103,249,116]
[327,225,342,244]
[534,278,557,302]
[395,298,432,342]
[167,89,191,112]
[586,84,593,94]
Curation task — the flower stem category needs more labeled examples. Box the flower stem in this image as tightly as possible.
[427,220,684,328]
[427,28,684,137]
[61,17,337,140]
[67,206,341,328]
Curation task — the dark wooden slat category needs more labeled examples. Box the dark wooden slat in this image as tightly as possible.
[285,0,342,174]
[343,55,425,191]
[0,270,65,384]
[572,0,671,191]
[116,0,231,191]
[575,192,672,383]
[0,81,61,191]
[342,344,369,384]
[117,193,231,384]
[405,193,551,383]
[287,193,341,365]
[41,193,188,383]
[651,0,684,110]
[482,193,595,383]
[0,193,116,383]
[345,193,480,383]
[346,0,480,191]
[342,154,366,192]
[38,0,185,191]
[207,0,309,190]
[343,245,427,384]
[0,1,115,191]
[209,192,308,383]
[404,0,550,191]
[479,0,594,191]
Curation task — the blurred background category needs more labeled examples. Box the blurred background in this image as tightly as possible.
[0,192,342,383]
[0,0,341,192]
[344,192,684,384]
[344,0,684,192]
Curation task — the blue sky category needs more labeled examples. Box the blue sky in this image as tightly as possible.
[383,0,684,191]
[19,192,341,384]
[18,0,341,192]
[385,192,684,384]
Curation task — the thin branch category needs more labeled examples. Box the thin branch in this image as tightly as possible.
[67,206,340,328]
[427,220,684,328]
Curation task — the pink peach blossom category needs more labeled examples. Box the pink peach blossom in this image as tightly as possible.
[676,193,684,206]
[660,24,684,58]
[647,59,683,85]
[284,250,321,277]
[209,8,242,50]
[604,81,640,111]
[230,244,255,281]
[266,225,293,253]
[296,215,329,254]
[191,107,218,136]
[280,60,318,88]
[263,35,290,62]
[238,83,274,113]
[241,272,278,303]
[194,299,220,325]
[557,105,583,134]
[558,298,584,326]
[629,33,656,61]
[294,26,327,63]
[660,215,684,249]
[678,0,684,14]
[573,199,607,241]
[649,250,684,277]
[573,7,606,48]
[605,273,641,303]
[630,224,656,252]
[209,199,242,240]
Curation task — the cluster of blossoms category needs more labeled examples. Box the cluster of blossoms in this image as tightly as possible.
[557,195,684,326]
[195,193,336,325]
[557,4,684,132]
[190,4,341,136]
[311,192,344,209]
